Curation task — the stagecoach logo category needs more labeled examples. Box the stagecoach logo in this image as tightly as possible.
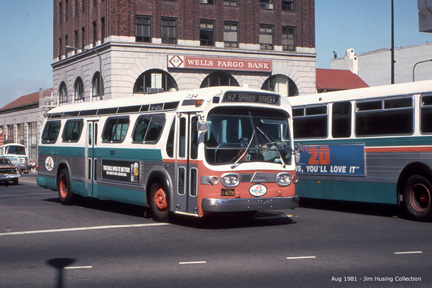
[249,184,267,197]
[45,156,54,172]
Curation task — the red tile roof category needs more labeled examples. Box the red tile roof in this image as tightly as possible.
[0,89,53,111]
[316,68,368,92]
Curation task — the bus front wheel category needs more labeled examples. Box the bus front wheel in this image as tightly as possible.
[58,169,74,205]
[149,182,170,222]
[403,175,432,221]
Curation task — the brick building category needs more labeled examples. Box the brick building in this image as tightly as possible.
[53,0,316,104]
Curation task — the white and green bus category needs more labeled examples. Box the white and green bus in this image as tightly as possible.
[37,86,299,221]
[290,80,432,221]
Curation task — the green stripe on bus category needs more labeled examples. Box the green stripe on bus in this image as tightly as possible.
[38,146,163,162]
[296,180,397,204]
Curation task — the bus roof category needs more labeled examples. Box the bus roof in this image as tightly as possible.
[47,86,285,118]
[289,79,432,106]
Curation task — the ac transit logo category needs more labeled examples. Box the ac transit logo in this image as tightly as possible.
[249,184,267,197]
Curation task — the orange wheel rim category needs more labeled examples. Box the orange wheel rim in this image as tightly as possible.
[154,188,168,211]
[59,177,67,198]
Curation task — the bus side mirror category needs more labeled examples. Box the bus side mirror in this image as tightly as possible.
[198,121,209,132]
[296,143,303,153]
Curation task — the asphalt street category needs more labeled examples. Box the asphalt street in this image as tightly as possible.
[0,174,431,288]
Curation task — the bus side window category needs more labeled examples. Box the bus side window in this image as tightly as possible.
[293,105,328,139]
[145,115,165,142]
[62,119,84,142]
[356,98,413,136]
[41,121,61,144]
[421,95,432,133]
[102,117,130,142]
[133,116,150,142]
[166,119,175,157]
[332,102,351,138]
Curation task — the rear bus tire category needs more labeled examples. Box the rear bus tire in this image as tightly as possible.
[58,168,74,205]
[148,182,170,222]
[403,175,432,221]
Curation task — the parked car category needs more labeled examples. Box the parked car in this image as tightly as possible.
[0,157,22,185]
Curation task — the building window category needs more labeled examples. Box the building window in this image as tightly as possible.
[81,27,85,50]
[92,21,97,46]
[224,0,238,7]
[135,16,151,42]
[74,77,84,102]
[74,30,78,49]
[200,0,214,4]
[259,24,273,50]
[282,0,294,11]
[224,22,238,48]
[65,0,69,22]
[92,72,104,98]
[260,0,273,9]
[133,69,178,94]
[282,26,295,51]
[200,72,239,88]
[161,18,177,44]
[28,122,38,161]
[59,82,68,104]
[82,0,85,13]
[75,0,78,18]
[59,2,63,26]
[200,20,215,46]
[58,38,62,59]
[101,17,105,43]
[262,75,298,97]
[64,35,68,56]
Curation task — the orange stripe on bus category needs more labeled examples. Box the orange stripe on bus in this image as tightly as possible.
[366,146,432,153]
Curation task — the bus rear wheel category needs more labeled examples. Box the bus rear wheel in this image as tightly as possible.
[403,175,432,221]
[58,168,74,205]
[149,182,170,222]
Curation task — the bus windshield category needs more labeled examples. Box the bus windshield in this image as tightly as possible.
[205,107,292,166]
[6,145,26,155]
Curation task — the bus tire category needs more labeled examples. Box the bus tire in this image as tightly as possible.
[58,168,74,205]
[403,175,432,221]
[148,182,170,222]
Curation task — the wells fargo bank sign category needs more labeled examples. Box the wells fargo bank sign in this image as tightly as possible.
[168,55,272,72]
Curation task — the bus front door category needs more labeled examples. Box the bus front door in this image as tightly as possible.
[175,113,199,215]
[86,120,98,198]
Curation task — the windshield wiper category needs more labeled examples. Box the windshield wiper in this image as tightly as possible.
[256,126,286,168]
[231,130,255,169]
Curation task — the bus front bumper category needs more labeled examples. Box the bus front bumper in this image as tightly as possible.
[202,195,299,213]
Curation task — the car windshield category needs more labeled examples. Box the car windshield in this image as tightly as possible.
[6,146,26,155]
[205,107,292,166]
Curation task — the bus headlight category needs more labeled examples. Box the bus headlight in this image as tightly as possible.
[276,172,292,186]
[221,173,240,187]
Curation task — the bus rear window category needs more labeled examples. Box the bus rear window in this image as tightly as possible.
[41,121,61,144]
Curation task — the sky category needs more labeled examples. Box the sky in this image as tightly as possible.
[0,0,431,105]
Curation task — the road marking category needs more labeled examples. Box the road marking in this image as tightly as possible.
[65,266,93,270]
[0,223,169,237]
[286,256,317,260]
[179,261,207,265]
[394,251,423,255]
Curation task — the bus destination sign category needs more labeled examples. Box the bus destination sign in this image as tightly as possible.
[222,92,280,105]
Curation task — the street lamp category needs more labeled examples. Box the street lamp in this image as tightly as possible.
[391,0,395,84]
[65,45,104,99]
[412,59,432,82]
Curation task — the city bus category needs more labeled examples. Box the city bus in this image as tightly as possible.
[290,79,432,221]
[0,143,28,172]
[37,86,299,221]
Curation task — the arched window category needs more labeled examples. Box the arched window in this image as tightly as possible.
[74,77,84,102]
[59,82,68,104]
[133,69,178,94]
[262,75,298,97]
[92,72,104,98]
[200,72,239,88]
